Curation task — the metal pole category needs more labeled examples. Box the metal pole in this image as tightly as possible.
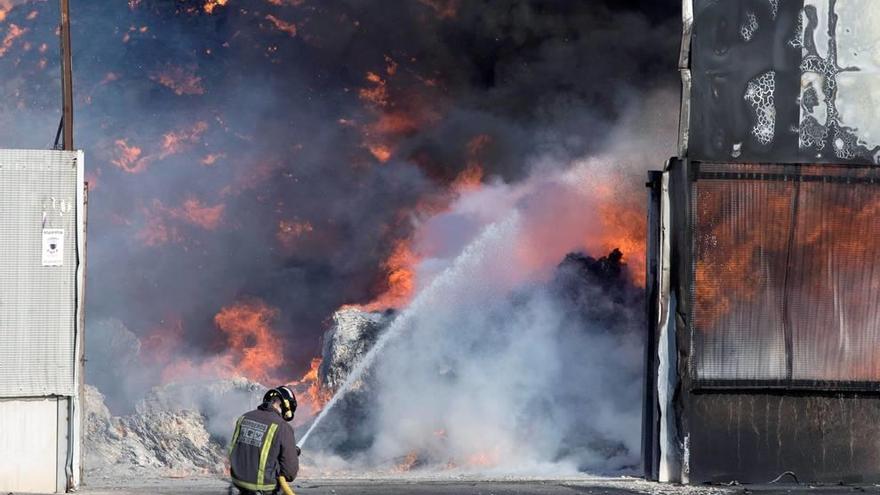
[59,0,73,151]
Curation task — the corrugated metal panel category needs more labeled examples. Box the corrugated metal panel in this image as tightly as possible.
[0,398,58,493]
[0,150,80,397]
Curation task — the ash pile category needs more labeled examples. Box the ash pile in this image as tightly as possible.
[83,378,264,478]
[80,307,387,478]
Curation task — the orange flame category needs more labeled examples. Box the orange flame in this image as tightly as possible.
[203,0,228,14]
[465,449,500,467]
[265,14,297,37]
[593,182,646,286]
[450,135,490,192]
[111,139,148,173]
[418,0,460,19]
[200,152,226,166]
[109,121,208,173]
[137,197,225,246]
[214,300,284,383]
[0,23,26,58]
[151,65,205,96]
[137,214,181,247]
[360,71,388,107]
[290,357,331,415]
[362,239,418,311]
[393,451,421,472]
[144,300,288,385]
[368,144,393,163]
[161,121,209,157]
[0,0,15,23]
[173,197,225,230]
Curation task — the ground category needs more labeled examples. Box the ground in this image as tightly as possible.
[61,476,880,495]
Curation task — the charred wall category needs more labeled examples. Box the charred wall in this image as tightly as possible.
[647,159,880,484]
[688,392,880,484]
[651,0,880,483]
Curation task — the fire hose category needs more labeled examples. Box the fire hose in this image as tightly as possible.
[278,476,296,495]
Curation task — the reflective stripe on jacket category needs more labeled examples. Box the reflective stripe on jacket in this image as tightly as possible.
[229,405,299,491]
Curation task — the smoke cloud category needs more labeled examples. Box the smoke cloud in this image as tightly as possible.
[305,91,677,473]
[0,0,679,454]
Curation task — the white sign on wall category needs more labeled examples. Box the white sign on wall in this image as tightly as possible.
[41,228,64,267]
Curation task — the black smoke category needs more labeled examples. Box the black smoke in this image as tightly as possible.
[0,0,678,411]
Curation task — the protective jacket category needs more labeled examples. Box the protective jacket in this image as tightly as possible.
[229,404,299,493]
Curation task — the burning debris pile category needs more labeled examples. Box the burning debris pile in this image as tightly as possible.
[320,307,396,393]
[301,247,645,473]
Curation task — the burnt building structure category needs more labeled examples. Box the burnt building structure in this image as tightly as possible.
[644,0,880,484]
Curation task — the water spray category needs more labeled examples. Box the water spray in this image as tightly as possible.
[297,216,518,449]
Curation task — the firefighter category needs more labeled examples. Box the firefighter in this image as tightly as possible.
[228,386,301,494]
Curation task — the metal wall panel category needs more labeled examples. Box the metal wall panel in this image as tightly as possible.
[0,149,81,397]
[689,162,880,387]
[0,398,59,493]
[688,0,880,164]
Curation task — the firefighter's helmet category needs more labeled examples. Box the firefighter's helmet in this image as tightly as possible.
[263,386,297,422]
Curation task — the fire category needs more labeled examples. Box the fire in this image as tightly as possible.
[368,144,392,163]
[0,23,26,58]
[356,64,441,166]
[450,164,483,192]
[0,0,13,23]
[384,55,398,76]
[173,198,225,230]
[291,357,331,414]
[137,197,225,246]
[691,165,880,381]
[594,185,647,287]
[393,451,421,472]
[450,134,491,192]
[214,300,284,383]
[142,300,289,385]
[110,121,209,174]
[200,152,226,166]
[265,14,297,37]
[362,239,418,311]
[369,111,420,135]
[359,71,389,108]
[418,0,460,19]
[137,213,180,247]
[151,65,205,96]
[203,0,228,14]
[161,121,209,157]
[362,112,423,163]
[110,139,147,173]
[465,450,499,467]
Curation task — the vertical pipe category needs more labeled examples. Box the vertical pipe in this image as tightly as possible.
[60,0,74,151]
[643,171,663,480]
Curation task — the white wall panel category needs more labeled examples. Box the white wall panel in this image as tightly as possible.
[0,398,58,493]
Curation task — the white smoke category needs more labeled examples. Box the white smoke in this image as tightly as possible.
[359,90,677,474]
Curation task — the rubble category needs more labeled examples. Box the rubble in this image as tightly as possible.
[320,306,395,391]
[83,378,264,478]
